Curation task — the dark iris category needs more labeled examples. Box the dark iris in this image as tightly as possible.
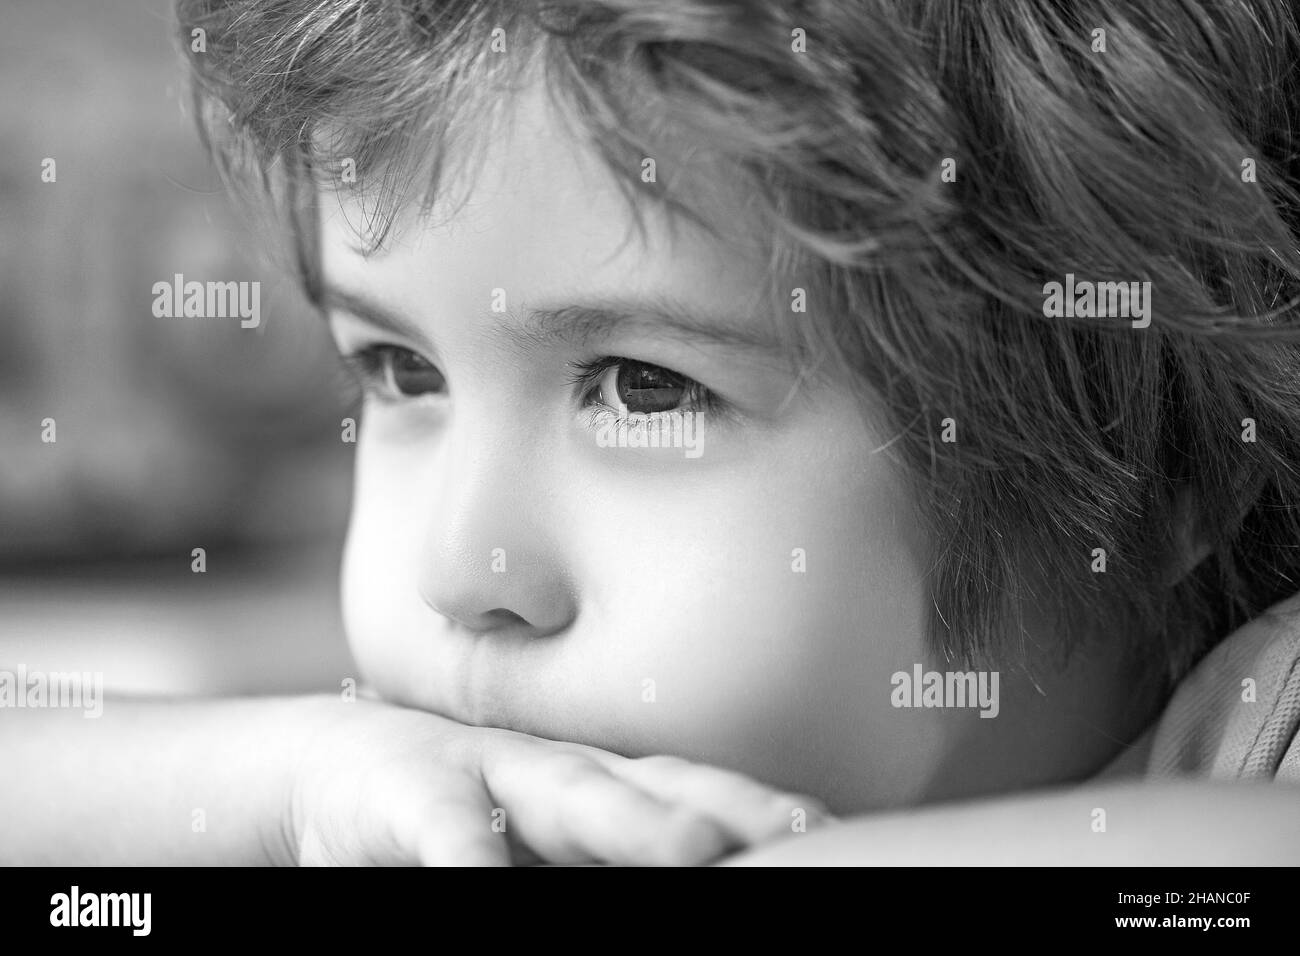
[389,348,445,396]
[613,362,687,413]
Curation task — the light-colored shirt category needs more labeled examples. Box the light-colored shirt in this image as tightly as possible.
[1135,591,1300,780]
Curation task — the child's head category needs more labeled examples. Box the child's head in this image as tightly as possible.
[182,0,1300,811]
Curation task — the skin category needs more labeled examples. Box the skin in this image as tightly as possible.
[2,66,1290,871]
[0,695,821,865]
[322,75,1157,817]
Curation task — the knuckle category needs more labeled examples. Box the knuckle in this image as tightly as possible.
[548,752,603,787]
[633,754,692,775]
[652,810,725,864]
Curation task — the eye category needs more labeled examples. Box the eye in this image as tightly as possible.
[592,360,690,414]
[343,344,446,400]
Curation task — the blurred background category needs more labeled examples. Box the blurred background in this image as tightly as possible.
[0,0,357,693]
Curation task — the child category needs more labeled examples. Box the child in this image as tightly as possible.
[5,0,1300,865]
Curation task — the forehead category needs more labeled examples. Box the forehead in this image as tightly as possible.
[318,76,773,321]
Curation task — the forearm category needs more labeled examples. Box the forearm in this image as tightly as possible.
[724,781,1300,865]
[0,695,326,865]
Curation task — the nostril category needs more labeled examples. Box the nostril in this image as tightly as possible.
[417,581,534,635]
[480,608,529,631]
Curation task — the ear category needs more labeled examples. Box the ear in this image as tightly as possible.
[1162,483,1213,588]
[1162,469,1265,587]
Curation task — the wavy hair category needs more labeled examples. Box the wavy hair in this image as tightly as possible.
[177,0,1300,688]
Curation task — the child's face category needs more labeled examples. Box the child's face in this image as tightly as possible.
[321,81,1113,812]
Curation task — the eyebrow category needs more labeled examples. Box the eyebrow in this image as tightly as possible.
[319,285,791,357]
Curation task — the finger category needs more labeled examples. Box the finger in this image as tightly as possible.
[483,746,733,866]
[387,774,510,867]
[415,821,510,867]
[605,754,833,845]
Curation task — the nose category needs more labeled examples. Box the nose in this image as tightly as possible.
[415,414,577,638]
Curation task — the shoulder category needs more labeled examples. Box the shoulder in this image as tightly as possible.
[1148,592,1300,781]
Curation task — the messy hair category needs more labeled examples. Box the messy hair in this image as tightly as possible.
[178,0,1300,688]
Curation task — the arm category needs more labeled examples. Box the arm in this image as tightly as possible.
[0,695,313,865]
[1,694,823,865]
[722,781,1300,865]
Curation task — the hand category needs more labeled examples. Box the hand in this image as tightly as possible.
[284,697,829,865]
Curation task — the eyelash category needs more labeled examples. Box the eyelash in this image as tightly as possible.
[332,343,444,405]
[565,357,725,417]
[337,344,725,418]
[336,345,437,406]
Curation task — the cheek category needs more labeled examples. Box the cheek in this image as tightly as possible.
[563,446,938,809]
[339,414,942,812]
[339,433,436,701]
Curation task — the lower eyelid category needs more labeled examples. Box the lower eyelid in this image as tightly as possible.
[342,345,450,401]
[580,391,732,434]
